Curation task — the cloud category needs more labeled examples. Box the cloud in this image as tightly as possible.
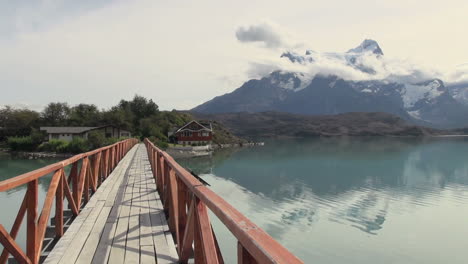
[246,62,281,79]
[235,23,284,49]
[246,48,454,86]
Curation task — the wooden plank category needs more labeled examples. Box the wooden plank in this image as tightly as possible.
[91,146,137,264]
[74,206,111,264]
[139,170,156,263]
[140,245,156,264]
[139,174,154,248]
[43,208,92,264]
[125,160,141,264]
[148,196,179,264]
[44,145,138,264]
[74,154,131,263]
[56,201,106,263]
[91,181,128,263]
[107,160,135,264]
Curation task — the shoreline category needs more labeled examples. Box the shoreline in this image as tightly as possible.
[166,142,264,158]
[0,150,74,159]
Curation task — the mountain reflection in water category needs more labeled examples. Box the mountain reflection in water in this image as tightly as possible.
[177,137,468,264]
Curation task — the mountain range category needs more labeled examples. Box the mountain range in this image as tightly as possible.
[193,40,468,129]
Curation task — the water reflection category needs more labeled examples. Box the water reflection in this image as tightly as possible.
[177,137,468,264]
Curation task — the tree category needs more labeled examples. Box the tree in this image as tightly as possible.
[101,107,134,132]
[69,104,101,126]
[41,102,70,126]
[0,106,40,129]
[117,95,159,130]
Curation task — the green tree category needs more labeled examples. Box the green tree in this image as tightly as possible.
[116,95,159,134]
[41,102,70,126]
[69,104,101,126]
[0,106,40,128]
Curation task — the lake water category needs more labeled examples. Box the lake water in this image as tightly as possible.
[177,137,468,264]
[1,138,468,263]
[0,152,62,253]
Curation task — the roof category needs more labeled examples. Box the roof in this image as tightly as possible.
[40,127,97,134]
[175,120,212,133]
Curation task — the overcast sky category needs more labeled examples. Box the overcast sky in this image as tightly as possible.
[0,0,467,111]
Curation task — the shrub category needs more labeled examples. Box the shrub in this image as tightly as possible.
[7,136,37,151]
[67,137,90,154]
[30,128,46,145]
[148,136,168,149]
[104,137,120,146]
[155,141,169,149]
[87,131,107,149]
[38,139,69,153]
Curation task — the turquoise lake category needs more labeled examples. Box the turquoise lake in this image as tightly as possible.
[1,137,468,263]
[177,137,468,264]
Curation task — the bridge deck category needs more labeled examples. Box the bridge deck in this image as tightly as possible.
[44,144,179,264]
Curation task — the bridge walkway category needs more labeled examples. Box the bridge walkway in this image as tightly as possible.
[44,144,179,264]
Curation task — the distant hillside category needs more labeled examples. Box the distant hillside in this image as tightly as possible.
[191,111,445,139]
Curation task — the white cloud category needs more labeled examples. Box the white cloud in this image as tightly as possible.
[0,0,467,110]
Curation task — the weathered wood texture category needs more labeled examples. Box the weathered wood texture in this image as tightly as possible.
[144,139,303,264]
[0,139,138,264]
[44,144,178,264]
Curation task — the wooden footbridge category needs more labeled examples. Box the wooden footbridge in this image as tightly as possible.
[0,139,303,264]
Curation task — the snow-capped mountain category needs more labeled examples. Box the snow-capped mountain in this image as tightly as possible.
[347,39,384,55]
[193,40,468,128]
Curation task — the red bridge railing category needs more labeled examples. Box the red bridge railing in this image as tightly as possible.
[144,139,303,264]
[0,138,138,264]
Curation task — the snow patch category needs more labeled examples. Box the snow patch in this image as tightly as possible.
[408,110,421,119]
[278,79,295,90]
[401,81,444,108]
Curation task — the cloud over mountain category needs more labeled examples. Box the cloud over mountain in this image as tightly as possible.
[194,39,468,128]
[235,23,285,49]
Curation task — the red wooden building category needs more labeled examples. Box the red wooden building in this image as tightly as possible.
[170,120,213,145]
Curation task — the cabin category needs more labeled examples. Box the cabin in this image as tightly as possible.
[169,120,213,145]
[40,125,131,142]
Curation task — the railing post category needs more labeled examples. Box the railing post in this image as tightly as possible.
[168,168,179,246]
[238,242,257,264]
[55,170,64,238]
[27,179,38,264]
[109,147,114,171]
[93,153,101,188]
[156,152,163,193]
[177,177,188,255]
[194,198,219,264]
[77,157,89,208]
[71,162,79,214]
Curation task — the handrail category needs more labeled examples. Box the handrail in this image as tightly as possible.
[144,138,303,264]
[0,138,138,264]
